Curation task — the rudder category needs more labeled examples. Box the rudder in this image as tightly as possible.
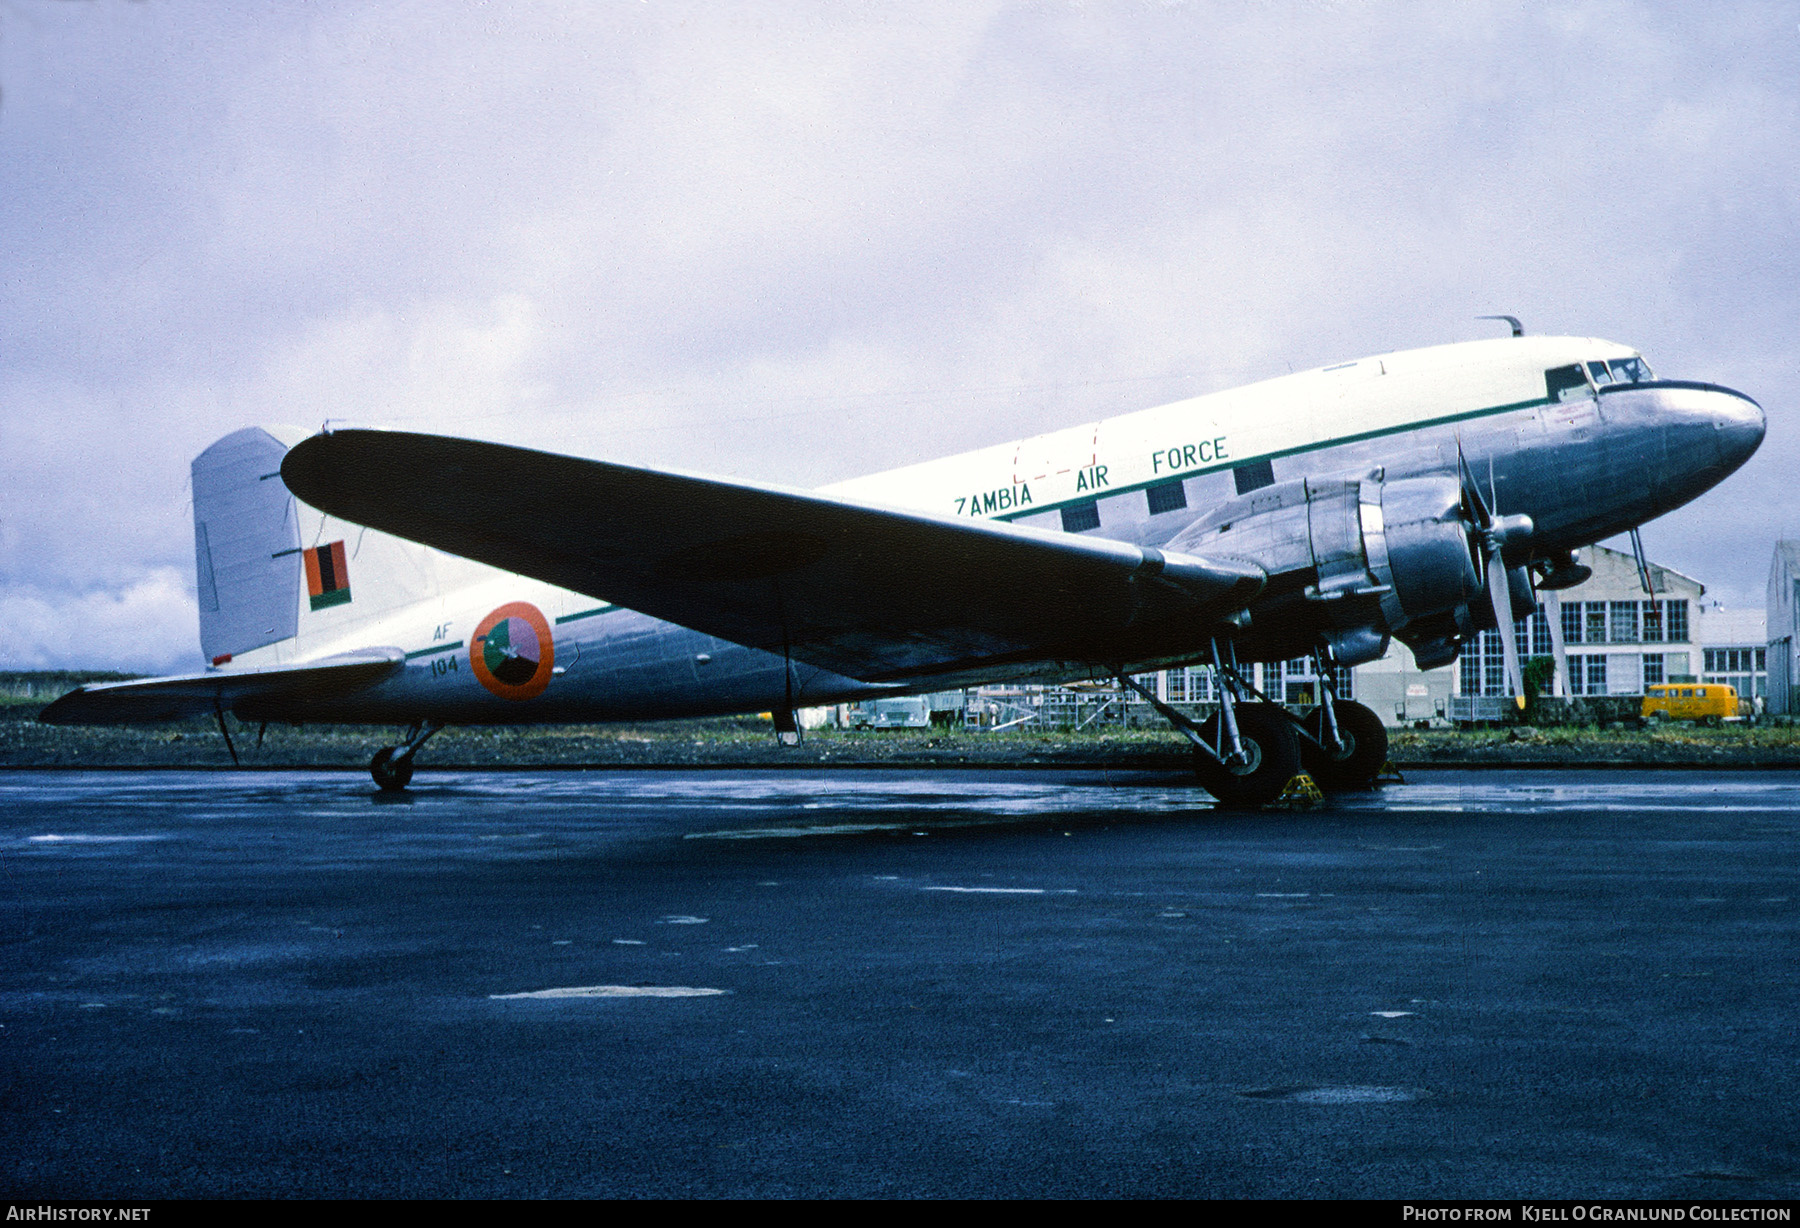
[194,427,302,664]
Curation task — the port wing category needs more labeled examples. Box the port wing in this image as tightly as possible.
[281,431,1264,683]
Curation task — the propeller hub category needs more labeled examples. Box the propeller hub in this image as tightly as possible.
[1483,513,1534,553]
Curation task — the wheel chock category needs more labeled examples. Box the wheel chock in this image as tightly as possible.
[1374,759,1406,785]
[1270,773,1326,809]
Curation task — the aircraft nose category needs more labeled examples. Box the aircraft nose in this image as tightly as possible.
[1711,386,1766,473]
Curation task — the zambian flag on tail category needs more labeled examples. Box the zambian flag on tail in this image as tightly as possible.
[304,541,351,611]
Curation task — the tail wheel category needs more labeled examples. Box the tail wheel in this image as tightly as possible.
[1192,702,1302,808]
[370,746,414,792]
[1299,700,1389,791]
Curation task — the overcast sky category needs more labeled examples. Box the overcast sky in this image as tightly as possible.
[3,0,1796,672]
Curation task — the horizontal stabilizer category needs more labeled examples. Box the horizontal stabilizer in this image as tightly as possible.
[281,431,1265,682]
[38,649,404,725]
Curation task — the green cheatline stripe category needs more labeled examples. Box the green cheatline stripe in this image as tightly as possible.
[990,394,1554,523]
[309,588,352,611]
[555,606,618,624]
[404,642,462,660]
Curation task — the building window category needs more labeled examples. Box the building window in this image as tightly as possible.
[1568,654,1611,696]
[1168,666,1217,704]
[1610,601,1639,643]
[1562,600,1584,646]
[1146,481,1187,516]
[1642,601,1664,642]
[1500,606,1553,662]
[1706,647,1764,674]
[1666,599,1689,642]
[1587,655,1609,695]
[1702,647,1769,700]
[1529,606,1553,656]
[1643,654,1664,687]
[1586,602,1608,644]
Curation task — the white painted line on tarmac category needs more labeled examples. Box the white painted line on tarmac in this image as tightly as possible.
[28,834,165,843]
[490,985,729,999]
[924,886,1046,894]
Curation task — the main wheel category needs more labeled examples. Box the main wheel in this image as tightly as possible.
[1192,702,1302,808]
[370,746,414,792]
[1299,700,1389,791]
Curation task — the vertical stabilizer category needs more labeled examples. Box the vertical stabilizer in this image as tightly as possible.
[194,428,301,662]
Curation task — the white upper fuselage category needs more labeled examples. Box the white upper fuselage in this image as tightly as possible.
[826,335,1634,527]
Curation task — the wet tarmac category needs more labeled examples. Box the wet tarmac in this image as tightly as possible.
[3,767,1798,1198]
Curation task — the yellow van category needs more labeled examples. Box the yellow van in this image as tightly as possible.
[1641,683,1744,726]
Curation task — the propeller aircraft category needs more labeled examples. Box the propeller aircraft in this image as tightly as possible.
[42,330,1765,805]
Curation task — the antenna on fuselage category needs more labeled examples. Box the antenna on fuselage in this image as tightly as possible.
[1478,315,1524,337]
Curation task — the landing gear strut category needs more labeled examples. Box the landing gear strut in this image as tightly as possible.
[370,721,441,791]
[1118,637,1300,808]
[1297,650,1388,791]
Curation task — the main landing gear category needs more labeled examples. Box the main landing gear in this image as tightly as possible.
[1118,640,1388,808]
[1298,697,1388,792]
[370,721,442,791]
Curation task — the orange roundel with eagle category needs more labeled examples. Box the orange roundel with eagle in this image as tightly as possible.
[470,602,555,700]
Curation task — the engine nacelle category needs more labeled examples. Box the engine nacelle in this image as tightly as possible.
[1365,476,1483,632]
[1167,471,1509,665]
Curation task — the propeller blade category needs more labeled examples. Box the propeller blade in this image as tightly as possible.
[1485,544,1528,710]
[1544,587,1570,698]
[1456,435,1493,527]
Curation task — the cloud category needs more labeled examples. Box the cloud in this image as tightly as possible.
[0,568,197,673]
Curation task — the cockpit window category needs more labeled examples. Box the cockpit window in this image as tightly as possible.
[1608,356,1652,384]
[1586,361,1614,385]
[1545,364,1591,402]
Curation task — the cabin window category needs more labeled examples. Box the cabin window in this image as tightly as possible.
[1233,458,1275,495]
[1061,501,1101,533]
[1146,481,1188,516]
[1545,364,1591,402]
